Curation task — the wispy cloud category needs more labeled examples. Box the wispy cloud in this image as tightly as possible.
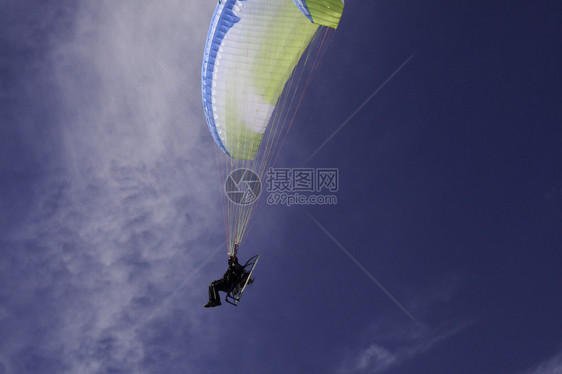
[337,277,475,374]
[1,1,224,373]
[339,319,474,374]
[520,352,562,374]
[353,344,398,373]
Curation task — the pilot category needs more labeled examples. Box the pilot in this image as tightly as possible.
[204,247,252,307]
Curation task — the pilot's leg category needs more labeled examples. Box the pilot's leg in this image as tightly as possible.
[205,279,223,307]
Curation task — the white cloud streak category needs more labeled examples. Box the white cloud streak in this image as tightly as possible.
[1,1,226,373]
[337,276,475,374]
[521,352,562,374]
[339,320,474,374]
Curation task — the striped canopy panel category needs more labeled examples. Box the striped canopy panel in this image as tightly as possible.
[202,0,344,160]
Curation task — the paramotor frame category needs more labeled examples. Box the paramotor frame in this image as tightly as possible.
[225,255,259,306]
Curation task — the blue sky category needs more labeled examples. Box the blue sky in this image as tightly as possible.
[1,1,561,373]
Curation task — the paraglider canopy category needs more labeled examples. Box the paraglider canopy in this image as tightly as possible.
[201,0,344,160]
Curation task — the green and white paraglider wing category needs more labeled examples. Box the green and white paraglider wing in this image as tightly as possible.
[202,0,344,160]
